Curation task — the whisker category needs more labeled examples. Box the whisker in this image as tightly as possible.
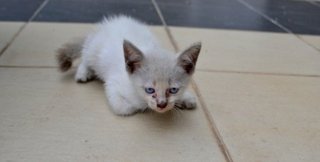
[175,105,183,109]
[173,106,183,118]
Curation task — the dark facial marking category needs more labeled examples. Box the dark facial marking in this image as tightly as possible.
[165,90,170,98]
[152,94,157,98]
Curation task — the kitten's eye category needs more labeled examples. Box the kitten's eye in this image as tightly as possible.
[145,87,155,94]
[169,87,179,94]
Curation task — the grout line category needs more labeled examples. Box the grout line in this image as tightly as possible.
[151,0,179,51]
[235,0,320,52]
[0,23,27,57]
[236,0,292,33]
[296,35,320,51]
[197,69,320,78]
[307,1,320,7]
[152,1,234,160]
[191,80,234,162]
[0,0,50,57]
[28,0,50,22]
[0,65,57,69]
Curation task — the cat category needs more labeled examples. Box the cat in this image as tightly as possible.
[56,15,201,116]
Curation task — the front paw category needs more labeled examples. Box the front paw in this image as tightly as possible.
[110,102,139,116]
[107,94,140,116]
[176,100,197,110]
[75,70,95,83]
[176,92,197,110]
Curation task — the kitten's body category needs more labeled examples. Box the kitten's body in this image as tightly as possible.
[57,16,201,115]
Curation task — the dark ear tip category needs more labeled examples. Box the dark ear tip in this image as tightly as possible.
[194,41,202,46]
[193,42,202,50]
[123,39,130,45]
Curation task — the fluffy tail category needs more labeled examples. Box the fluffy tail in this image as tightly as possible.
[56,38,84,72]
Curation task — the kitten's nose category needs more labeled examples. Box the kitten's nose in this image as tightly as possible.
[157,102,168,109]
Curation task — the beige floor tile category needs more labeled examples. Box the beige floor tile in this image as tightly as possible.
[299,34,320,50]
[171,27,320,75]
[0,22,24,51]
[0,22,174,67]
[0,68,225,162]
[194,71,320,162]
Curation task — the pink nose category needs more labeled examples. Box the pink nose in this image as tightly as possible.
[157,102,168,109]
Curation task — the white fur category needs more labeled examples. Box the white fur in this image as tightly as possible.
[76,15,197,115]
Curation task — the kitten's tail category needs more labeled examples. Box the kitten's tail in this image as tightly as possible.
[56,38,84,72]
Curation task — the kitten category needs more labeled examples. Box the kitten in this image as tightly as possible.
[57,15,201,116]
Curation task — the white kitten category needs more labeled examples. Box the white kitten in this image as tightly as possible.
[57,15,201,116]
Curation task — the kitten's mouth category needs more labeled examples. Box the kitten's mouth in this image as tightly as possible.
[151,104,174,113]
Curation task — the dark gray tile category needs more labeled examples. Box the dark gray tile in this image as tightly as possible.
[242,0,320,35]
[308,1,320,8]
[34,0,162,25]
[156,0,285,33]
[0,0,44,21]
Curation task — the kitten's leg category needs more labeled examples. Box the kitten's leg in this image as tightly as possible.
[75,62,94,83]
[105,84,138,116]
[176,90,197,110]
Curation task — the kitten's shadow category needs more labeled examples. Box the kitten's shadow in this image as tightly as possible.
[137,109,193,130]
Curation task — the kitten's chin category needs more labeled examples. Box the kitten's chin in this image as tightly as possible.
[153,108,172,113]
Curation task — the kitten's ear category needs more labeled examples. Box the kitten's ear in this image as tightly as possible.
[123,40,144,74]
[177,42,201,75]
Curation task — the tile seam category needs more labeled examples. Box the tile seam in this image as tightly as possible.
[235,0,320,52]
[0,23,27,57]
[151,0,178,52]
[296,35,320,51]
[151,1,234,161]
[197,69,320,78]
[191,80,234,162]
[28,0,50,22]
[0,0,50,57]
[307,1,320,7]
[0,65,57,69]
[236,0,291,33]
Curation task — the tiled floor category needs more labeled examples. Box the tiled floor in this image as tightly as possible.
[1,0,320,161]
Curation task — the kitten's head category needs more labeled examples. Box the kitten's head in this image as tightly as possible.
[123,40,201,113]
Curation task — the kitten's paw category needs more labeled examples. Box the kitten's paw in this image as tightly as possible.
[176,91,197,110]
[176,100,197,110]
[75,66,94,83]
[107,95,139,116]
[75,74,94,83]
[75,75,89,83]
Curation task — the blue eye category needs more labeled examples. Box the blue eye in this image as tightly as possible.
[169,87,179,94]
[145,87,155,94]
